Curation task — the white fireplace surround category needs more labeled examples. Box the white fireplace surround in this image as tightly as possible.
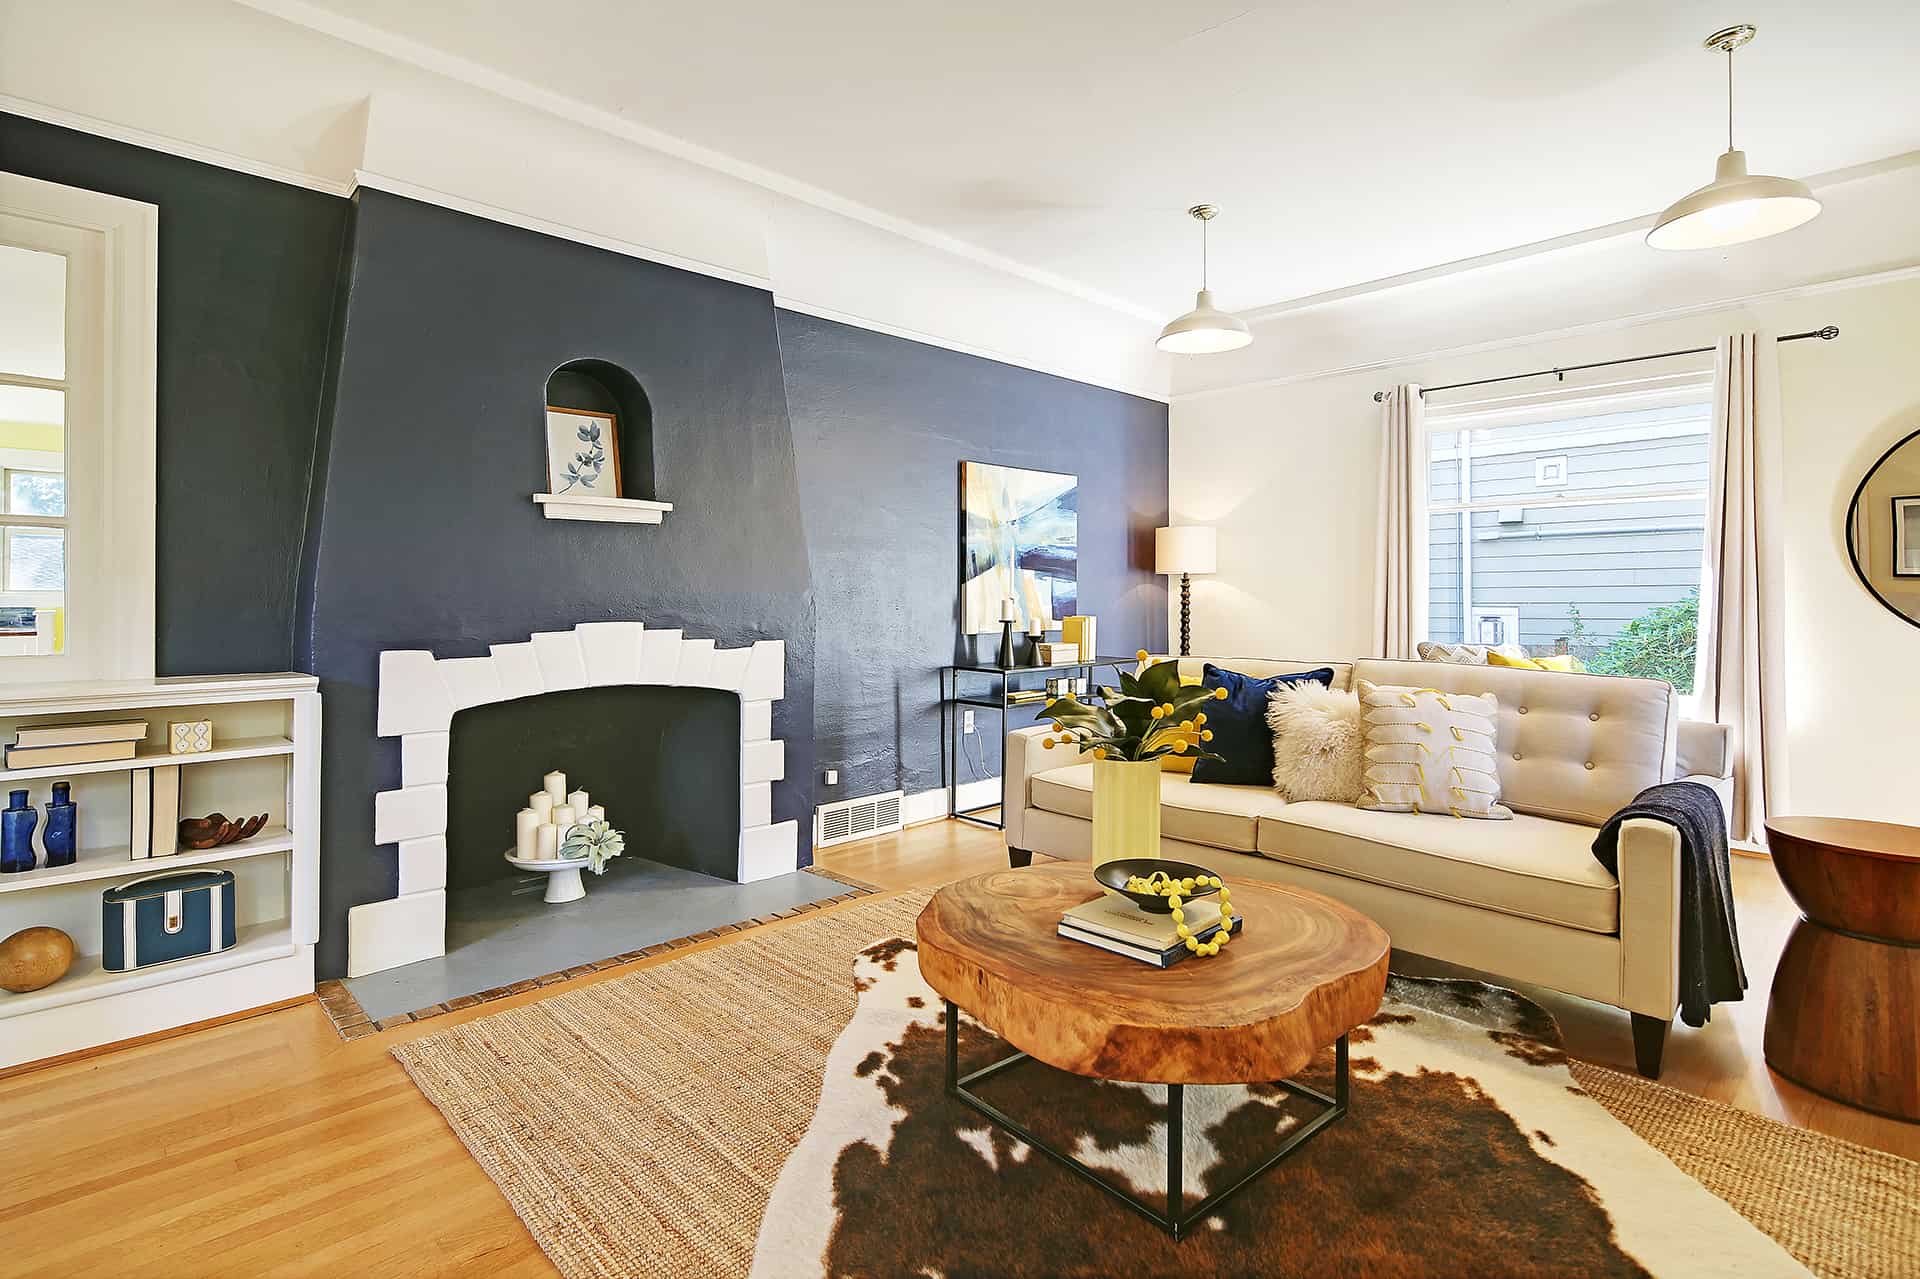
[346,621,794,978]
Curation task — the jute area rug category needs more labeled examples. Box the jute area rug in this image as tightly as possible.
[393,891,1918,1279]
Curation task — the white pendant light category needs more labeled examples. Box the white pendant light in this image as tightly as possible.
[1647,25,1821,251]
[1157,204,1252,354]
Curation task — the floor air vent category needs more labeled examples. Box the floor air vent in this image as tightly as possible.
[815,789,904,848]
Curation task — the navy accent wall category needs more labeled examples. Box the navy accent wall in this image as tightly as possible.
[302,190,815,978]
[779,312,1168,799]
[0,112,347,674]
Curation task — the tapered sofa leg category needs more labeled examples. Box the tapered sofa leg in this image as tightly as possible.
[1631,1013,1669,1079]
[1007,847,1034,869]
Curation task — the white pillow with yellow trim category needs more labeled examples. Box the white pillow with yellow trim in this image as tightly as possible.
[1355,680,1512,820]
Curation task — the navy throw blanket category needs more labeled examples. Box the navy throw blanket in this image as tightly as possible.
[1590,781,1746,1028]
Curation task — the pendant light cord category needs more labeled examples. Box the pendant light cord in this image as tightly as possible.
[1725,46,1735,151]
[1200,215,1209,291]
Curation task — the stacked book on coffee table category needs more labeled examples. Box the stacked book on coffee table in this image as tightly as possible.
[1058,892,1243,968]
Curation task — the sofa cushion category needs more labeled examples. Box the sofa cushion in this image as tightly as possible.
[1256,802,1619,934]
[1351,658,1676,828]
[1030,765,1286,852]
[1153,656,1354,692]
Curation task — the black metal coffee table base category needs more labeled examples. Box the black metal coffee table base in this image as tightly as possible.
[943,999,1349,1241]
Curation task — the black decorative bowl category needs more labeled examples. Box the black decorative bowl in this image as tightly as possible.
[1093,858,1222,914]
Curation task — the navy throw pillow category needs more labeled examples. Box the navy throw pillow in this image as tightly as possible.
[1189,664,1337,787]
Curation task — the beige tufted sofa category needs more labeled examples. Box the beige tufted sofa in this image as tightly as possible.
[1004,656,1737,1077]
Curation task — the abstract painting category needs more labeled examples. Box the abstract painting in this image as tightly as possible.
[961,462,1077,634]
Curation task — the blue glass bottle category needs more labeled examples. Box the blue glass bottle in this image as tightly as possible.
[44,781,76,868]
[1,789,37,873]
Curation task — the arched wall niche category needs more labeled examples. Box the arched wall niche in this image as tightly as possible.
[545,357,657,503]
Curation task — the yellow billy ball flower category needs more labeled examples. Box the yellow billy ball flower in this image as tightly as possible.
[1161,703,1175,715]
[1195,712,1208,725]
[1213,687,1229,700]
[1135,649,1150,662]
[1092,747,1108,760]
[1201,729,1214,741]
[1149,705,1165,719]
[1180,878,1195,892]
[1179,720,1194,732]
[1167,740,1184,753]
[1041,737,1055,749]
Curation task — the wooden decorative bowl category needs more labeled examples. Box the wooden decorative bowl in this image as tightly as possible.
[178,812,270,850]
[1093,857,1223,914]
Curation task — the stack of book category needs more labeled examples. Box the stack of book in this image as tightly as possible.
[6,720,149,768]
[1061,615,1097,662]
[1058,892,1243,967]
[1006,689,1049,706]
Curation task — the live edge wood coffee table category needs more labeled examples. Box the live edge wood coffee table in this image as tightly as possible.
[916,863,1390,1238]
[1764,816,1920,1122]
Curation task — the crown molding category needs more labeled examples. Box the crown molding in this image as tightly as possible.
[349,171,773,290]
[772,296,1169,404]
[234,0,1163,326]
[0,93,355,197]
[1172,261,1920,403]
[1234,150,1920,327]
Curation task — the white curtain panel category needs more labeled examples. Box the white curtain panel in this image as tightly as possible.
[1373,384,1427,659]
[1697,333,1790,843]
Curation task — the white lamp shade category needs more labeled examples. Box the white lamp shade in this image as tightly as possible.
[1156,289,1252,354]
[1646,150,1821,251]
[1156,525,1217,575]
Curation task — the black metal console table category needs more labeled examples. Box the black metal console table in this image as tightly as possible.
[939,655,1136,831]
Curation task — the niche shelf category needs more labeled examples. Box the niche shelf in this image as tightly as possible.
[536,358,671,525]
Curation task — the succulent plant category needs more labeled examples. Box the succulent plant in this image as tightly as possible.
[560,819,625,874]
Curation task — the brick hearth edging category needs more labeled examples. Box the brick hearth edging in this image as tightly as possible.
[316,867,881,1040]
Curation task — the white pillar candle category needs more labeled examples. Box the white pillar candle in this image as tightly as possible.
[544,771,568,805]
[999,597,1017,622]
[535,822,559,859]
[514,808,541,858]
[585,805,605,824]
[568,788,591,814]
[552,804,577,832]
[529,792,554,822]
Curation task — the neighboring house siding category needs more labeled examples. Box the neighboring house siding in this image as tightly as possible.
[1427,431,1707,652]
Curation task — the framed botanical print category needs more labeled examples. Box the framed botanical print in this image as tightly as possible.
[545,406,623,499]
[1895,495,1920,577]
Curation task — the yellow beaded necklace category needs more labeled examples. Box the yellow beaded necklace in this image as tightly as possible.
[1122,870,1235,957]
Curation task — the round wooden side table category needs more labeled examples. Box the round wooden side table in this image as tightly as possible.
[1763,816,1920,1122]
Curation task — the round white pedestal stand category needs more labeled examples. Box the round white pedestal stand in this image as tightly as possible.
[505,851,592,904]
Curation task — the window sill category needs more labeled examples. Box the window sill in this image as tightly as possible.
[531,493,674,525]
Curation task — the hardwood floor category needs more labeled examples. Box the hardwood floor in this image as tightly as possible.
[0,817,1912,1278]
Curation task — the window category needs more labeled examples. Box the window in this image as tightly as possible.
[1425,373,1712,703]
[0,175,157,682]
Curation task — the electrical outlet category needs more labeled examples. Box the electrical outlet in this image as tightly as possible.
[824,768,839,786]
[963,709,976,734]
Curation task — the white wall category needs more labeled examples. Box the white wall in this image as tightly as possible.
[1171,273,1920,826]
[0,0,1170,399]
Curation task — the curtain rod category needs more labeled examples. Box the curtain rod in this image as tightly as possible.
[1370,326,1840,403]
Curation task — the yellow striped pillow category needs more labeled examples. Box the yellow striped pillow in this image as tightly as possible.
[1355,680,1512,820]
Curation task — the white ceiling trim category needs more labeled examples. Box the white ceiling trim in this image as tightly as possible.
[235,0,1164,326]
[1171,262,1920,404]
[0,93,355,198]
[772,296,1169,405]
[1235,151,1920,329]
[350,170,774,291]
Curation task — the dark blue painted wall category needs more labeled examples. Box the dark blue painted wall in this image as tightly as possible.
[0,112,347,674]
[303,190,817,978]
[781,312,1168,799]
[4,118,1169,981]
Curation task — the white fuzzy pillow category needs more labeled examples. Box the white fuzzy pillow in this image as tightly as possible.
[1265,683,1365,803]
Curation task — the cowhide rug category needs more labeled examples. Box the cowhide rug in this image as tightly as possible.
[749,938,1809,1278]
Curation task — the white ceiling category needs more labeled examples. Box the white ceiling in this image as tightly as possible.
[265,0,1920,320]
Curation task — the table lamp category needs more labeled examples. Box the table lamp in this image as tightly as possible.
[1155,526,1216,657]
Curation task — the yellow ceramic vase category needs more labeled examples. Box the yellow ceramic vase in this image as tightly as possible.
[1091,756,1161,867]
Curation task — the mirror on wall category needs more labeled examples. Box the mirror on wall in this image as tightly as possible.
[1846,426,1920,630]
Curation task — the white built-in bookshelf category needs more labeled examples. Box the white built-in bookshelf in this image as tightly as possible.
[0,673,319,1071]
